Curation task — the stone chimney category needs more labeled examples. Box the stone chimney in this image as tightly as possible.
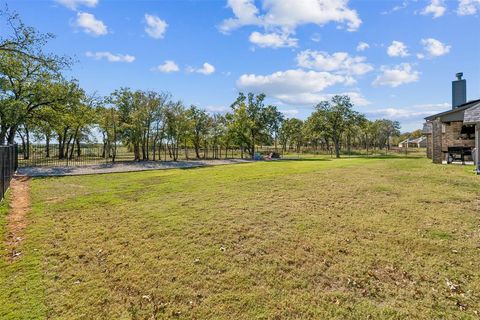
[452,72,466,109]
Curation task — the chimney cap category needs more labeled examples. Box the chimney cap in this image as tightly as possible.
[456,72,463,80]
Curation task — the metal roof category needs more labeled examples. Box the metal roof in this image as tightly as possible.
[424,99,480,121]
[464,102,480,124]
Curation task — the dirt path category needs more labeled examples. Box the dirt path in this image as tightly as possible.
[5,176,31,261]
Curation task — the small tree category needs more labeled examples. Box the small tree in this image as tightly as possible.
[264,105,284,152]
[186,105,210,159]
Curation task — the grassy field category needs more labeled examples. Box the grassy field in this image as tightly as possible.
[1,156,480,319]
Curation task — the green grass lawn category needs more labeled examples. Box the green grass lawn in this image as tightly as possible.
[1,157,480,319]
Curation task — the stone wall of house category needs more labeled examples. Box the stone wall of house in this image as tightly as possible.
[426,134,433,159]
[442,121,476,152]
[423,122,433,159]
[432,119,443,164]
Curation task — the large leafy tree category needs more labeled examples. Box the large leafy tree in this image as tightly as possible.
[229,92,269,158]
[279,118,304,152]
[164,101,189,161]
[263,105,284,152]
[376,119,401,150]
[311,95,359,158]
[97,105,120,161]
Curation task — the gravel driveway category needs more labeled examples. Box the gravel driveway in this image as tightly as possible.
[16,159,252,177]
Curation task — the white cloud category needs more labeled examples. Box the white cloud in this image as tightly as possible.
[205,105,229,113]
[152,60,179,73]
[85,51,135,63]
[144,14,168,39]
[249,31,298,48]
[73,12,108,36]
[220,0,362,47]
[187,62,216,75]
[279,109,300,116]
[365,102,449,131]
[421,0,447,18]
[366,103,449,120]
[420,38,451,57]
[381,1,410,15]
[296,50,373,76]
[373,63,420,87]
[220,0,262,33]
[236,69,369,106]
[56,0,98,10]
[356,41,369,51]
[457,0,480,15]
[387,41,409,57]
[275,91,370,106]
[237,69,345,95]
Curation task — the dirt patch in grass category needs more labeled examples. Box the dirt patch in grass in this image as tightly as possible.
[5,176,31,261]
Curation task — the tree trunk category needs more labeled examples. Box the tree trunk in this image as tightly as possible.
[45,134,50,158]
[76,138,81,157]
[18,131,26,159]
[152,140,157,161]
[347,134,351,156]
[133,143,140,161]
[0,127,8,145]
[142,131,147,161]
[69,139,75,160]
[251,133,256,159]
[334,137,341,158]
[7,126,17,145]
[146,128,150,160]
[25,127,30,159]
[58,134,64,159]
[194,141,200,159]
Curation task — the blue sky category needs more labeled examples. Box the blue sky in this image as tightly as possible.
[7,0,480,131]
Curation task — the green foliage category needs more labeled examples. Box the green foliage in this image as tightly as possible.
[279,118,303,152]
[186,105,210,158]
[229,92,282,158]
[308,95,360,158]
[0,10,73,144]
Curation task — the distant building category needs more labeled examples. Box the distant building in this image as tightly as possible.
[398,136,427,148]
[423,73,479,174]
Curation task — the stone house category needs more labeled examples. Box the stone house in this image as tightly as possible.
[423,73,480,174]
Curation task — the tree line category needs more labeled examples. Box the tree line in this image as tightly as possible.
[0,10,401,161]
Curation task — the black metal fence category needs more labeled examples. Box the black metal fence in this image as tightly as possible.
[0,144,18,201]
[17,144,254,167]
[18,143,418,168]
